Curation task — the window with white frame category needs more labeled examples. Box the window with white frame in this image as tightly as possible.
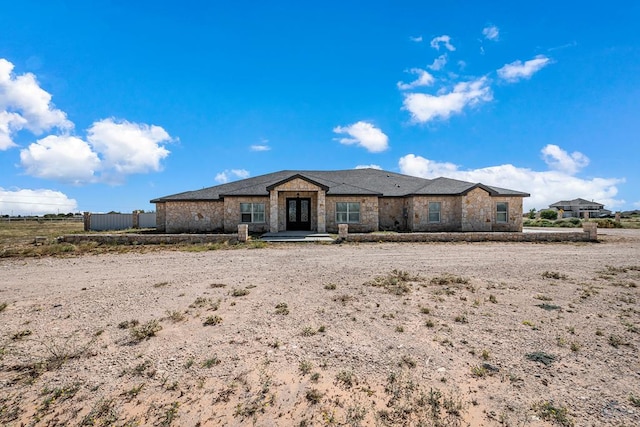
[240,203,265,223]
[428,201,441,223]
[496,202,508,223]
[336,202,360,223]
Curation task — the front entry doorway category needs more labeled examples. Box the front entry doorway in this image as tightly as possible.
[286,198,311,231]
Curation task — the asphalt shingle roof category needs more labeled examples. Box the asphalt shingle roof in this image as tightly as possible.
[150,169,530,202]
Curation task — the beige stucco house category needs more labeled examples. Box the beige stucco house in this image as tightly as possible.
[150,169,529,234]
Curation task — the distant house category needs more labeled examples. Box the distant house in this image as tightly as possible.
[549,198,611,218]
[151,169,530,234]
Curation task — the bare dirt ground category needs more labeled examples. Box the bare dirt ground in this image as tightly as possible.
[1,229,639,426]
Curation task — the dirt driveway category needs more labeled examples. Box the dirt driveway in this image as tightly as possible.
[1,229,639,426]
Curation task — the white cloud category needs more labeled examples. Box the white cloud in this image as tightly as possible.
[20,135,101,184]
[214,169,250,184]
[333,121,389,153]
[541,144,589,175]
[397,68,435,90]
[250,144,271,151]
[482,25,500,41]
[430,35,455,51]
[498,55,551,82]
[402,77,492,123]
[355,164,382,170]
[87,118,171,176]
[0,188,78,216]
[428,54,448,71]
[409,35,423,42]
[20,119,173,184]
[0,58,72,149]
[398,146,624,211]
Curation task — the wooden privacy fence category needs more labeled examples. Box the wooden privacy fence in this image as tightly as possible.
[84,212,156,231]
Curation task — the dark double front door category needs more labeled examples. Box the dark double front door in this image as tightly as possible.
[286,198,311,231]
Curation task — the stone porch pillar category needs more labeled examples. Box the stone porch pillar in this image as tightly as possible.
[317,190,326,233]
[269,190,279,233]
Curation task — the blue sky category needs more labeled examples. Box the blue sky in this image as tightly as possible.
[1,1,639,215]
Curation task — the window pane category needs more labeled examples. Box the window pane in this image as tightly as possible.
[348,212,360,223]
[254,212,265,223]
[337,212,348,223]
[289,200,297,222]
[300,200,309,222]
[253,203,265,213]
[348,202,360,213]
[241,213,252,223]
[497,202,507,212]
[336,202,347,213]
[240,203,251,213]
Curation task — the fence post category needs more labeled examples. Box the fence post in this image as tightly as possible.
[338,223,348,240]
[238,224,249,242]
[583,221,597,241]
[83,212,91,231]
[132,211,140,229]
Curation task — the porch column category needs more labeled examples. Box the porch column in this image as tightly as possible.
[317,189,326,233]
[269,189,279,233]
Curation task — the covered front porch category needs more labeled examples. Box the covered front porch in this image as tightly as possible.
[267,175,327,233]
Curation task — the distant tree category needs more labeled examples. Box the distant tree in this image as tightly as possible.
[528,208,537,219]
[540,209,558,220]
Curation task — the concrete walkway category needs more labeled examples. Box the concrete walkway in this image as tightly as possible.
[260,231,334,242]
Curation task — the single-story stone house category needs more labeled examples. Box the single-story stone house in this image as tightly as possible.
[150,169,530,234]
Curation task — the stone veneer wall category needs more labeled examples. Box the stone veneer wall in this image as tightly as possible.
[378,197,408,231]
[325,196,379,233]
[155,203,166,232]
[344,231,594,243]
[491,196,524,232]
[411,196,462,232]
[223,196,270,233]
[165,201,224,233]
[461,188,494,231]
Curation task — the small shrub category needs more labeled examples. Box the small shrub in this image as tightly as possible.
[488,294,497,304]
[367,269,420,295]
[335,370,355,388]
[535,294,553,301]
[532,400,573,426]
[130,320,162,342]
[430,274,469,286]
[210,283,226,288]
[275,302,289,315]
[118,319,139,329]
[324,283,337,290]
[395,325,404,333]
[301,326,317,337]
[0,302,7,312]
[425,319,435,328]
[305,388,323,404]
[166,310,186,322]
[629,394,640,408]
[471,365,487,377]
[542,271,568,280]
[400,355,416,368]
[419,306,430,314]
[203,315,222,326]
[570,341,581,352]
[202,356,221,368]
[481,349,490,360]
[231,288,249,297]
[299,360,313,375]
[454,314,468,324]
[539,210,558,220]
[153,281,169,288]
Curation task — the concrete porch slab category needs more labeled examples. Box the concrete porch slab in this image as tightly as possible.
[260,231,334,242]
